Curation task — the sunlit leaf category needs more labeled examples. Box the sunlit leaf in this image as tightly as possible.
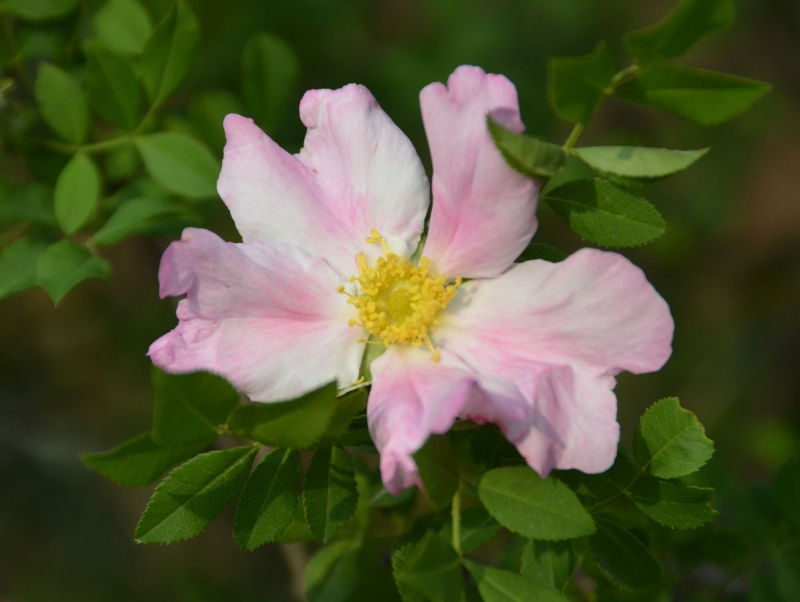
[488,117,566,180]
[520,540,576,593]
[34,63,89,143]
[135,132,219,199]
[549,41,617,124]
[92,0,152,55]
[464,561,569,602]
[92,197,197,246]
[36,240,110,304]
[303,445,358,543]
[630,477,718,528]
[54,153,101,235]
[574,146,707,179]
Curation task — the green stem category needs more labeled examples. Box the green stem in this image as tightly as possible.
[44,135,132,156]
[451,489,462,556]
[562,123,584,152]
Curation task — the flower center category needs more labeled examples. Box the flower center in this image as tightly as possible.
[339,229,461,361]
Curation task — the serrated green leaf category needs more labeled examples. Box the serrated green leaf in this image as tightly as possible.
[135,445,258,543]
[630,477,718,529]
[241,32,298,132]
[92,0,152,55]
[233,448,301,550]
[515,242,567,264]
[478,466,595,540]
[549,41,617,124]
[0,237,49,300]
[625,0,734,66]
[86,42,143,131]
[773,455,800,528]
[439,508,500,553]
[135,133,220,199]
[0,0,77,20]
[544,178,665,247]
[464,561,569,602]
[274,504,313,544]
[305,540,362,602]
[0,183,56,226]
[574,146,707,179]
[189,90,244,155]
[614,64,771,126]
[413,434,459,510]
[312,388,369,449]
[633,397,714,479]
[34,63,89,143]
[36,240,110,304]
[303,446,358,543]
[557,451,638,504]
[92,197,197,246]
[393,531,463,602]
[487,117,566,180]
[141,0,199,105]
[589,516,662,591]
[54,153,101,235]
[80,432,212,487]
[520,540,576,593]
[151,368,238,446]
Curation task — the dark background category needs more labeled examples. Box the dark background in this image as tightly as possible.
[1,0,799,599]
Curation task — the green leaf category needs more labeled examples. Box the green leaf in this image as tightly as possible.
[34,63,89,143]
[478,466,595,540]
[625,0,734,66]
[81,432,212,487]
[135,133,220,199]
[439,508,500,554]
[630,477,718,529]
[614,64,771,126]
[413,434,460,510]
[0,183,56,226]
[92,0,152,55]
[372,485,416,508]
[487,117,566,180]
[92,197,196,246]
[303,446,358,543]
[0,237,49,300]
[189,90,244,155]
[305,540,362,602]
[464,561,569,602]
[228,382,363,450]
[36,240,110,304]
[311,388,370,449]
[773,455,800,528]
[135,445,258,543]
[151,368,239,446]
[392,531,463,602]
[548,41,617,124]
[573,146,708,179]
[557,451,638,504]
[515,242,567,264]
[241,32,299,132]
[0,0,77,20]
[543,178,665,247]
[633,397,714,479]
[141,0,200,105]
[520,540,576,593]
[54,153,101,235]
[778,551,800,602]
[589,516,662,591]
[233,448,301,550]
[86,42,143,131]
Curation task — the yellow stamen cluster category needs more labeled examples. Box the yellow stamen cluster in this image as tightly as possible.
[339,230,461,361]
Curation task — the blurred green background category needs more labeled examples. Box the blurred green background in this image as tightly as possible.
[1,0,799,599]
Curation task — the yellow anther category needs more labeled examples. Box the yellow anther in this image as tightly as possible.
[352,376,365,385]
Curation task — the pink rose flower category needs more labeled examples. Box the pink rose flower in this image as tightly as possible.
[149,66,674,494]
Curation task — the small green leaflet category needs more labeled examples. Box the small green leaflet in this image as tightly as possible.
[413,434,460,510]
[557,451,638,504]
[614,64,771,126]
[305,540,362,602]
[392,531,463,602]
[54,153,101,235]
[439,508,500,554]
[233,448,301,550]
[303,446,359,543]
[81,432,212,487]
[515,242,567,264]
[92,0,152,55]
[135,445,258,544]
[589,516,662,591]
[135,133,220,199]
[464,561,569,602]
[0,183,56,226]
[86,42,143,131]
[478,466,595,541]
[0,237,49,300]
[0,0,77,21]
[92,197,197,246]
[544,178,665,247]
[520,540,576,593]
[241,33,299,133]
[140,0,200,105]
[151,368,239,446]
[548,41,617,124]
[633,397,714,479]
[573,146,707,179]
[36,240,111,304]
[487,117,566,180]
[630,477,718,529]
[624,0,734,66]
[34,63,89,144]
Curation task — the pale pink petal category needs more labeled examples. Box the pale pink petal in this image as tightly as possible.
[148,228,365,402]
[368,346,528,494]
[434,248,674,474]
[419,65,539,279]
[217,84,429,275]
